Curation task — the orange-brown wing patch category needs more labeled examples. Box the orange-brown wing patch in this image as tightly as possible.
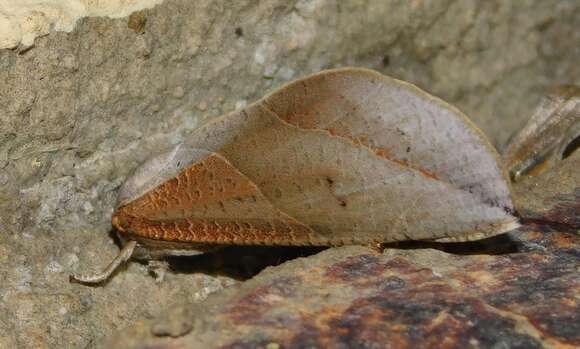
[113,153,318,245]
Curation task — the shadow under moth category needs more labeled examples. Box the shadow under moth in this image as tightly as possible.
[71,68,579,284]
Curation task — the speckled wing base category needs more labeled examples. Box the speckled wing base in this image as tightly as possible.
[113,153,318,246]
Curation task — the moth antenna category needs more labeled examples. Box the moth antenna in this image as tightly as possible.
[70,240,137,284]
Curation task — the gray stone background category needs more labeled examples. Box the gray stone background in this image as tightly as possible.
[0,0,579,348]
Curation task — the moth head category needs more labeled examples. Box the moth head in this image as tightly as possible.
[117,144,212,207]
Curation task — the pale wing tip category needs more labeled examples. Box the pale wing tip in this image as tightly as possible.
[434,217,521,243]
[500,219,522,234]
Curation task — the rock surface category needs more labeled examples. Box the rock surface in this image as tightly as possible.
[1,0,579,348]
[110,235,579,349]
[514,151,580,234]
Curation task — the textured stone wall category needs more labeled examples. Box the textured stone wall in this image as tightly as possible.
[0,0,163,49]
[0,0,578,347]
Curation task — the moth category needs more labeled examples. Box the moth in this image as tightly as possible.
[71,68,522,284]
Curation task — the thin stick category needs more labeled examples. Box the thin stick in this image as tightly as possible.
[70,240,137,284]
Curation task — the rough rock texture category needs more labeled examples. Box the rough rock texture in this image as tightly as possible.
[0,0,163,49]
[107,152,580,349]
[514,151,580,234]
[109,235,579,349]
[1,0,579,348]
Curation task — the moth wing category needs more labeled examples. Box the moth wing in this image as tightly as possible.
[118,68,519,245]
[261,68,514,217]
[117,145,212,207]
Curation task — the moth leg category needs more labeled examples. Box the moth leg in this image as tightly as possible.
[70,240,137,284]
[147,260,170,283]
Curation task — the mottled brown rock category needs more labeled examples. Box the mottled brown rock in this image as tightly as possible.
[107,228,578,349]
